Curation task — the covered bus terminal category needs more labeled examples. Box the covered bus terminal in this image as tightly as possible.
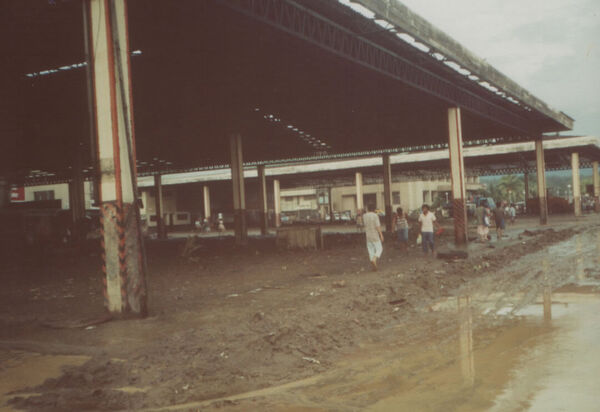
[1,1,599,410]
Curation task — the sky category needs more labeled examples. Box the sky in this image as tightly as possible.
[399,0,600,137]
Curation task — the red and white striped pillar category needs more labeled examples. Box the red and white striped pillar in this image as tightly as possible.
[87,0,147,316]
[447,107,468,245]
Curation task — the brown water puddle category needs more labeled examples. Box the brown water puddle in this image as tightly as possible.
[0,351,90,411]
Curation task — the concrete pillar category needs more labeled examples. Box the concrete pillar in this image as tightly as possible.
[328,187,335,223]
[154,174,166,239]
[447,107,468,245]
[203,185,211,225]
[257,165,268,235]
[523,170,529,213]
[571,152,582,217]
[230,133,247,244]
[274,179,281,227]
[382,154,393,233]
[355,172,364,212]
[535,139,548,225]
[88,0,147,316]
[593,161,600,213]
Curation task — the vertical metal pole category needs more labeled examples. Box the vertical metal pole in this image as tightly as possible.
[258,164,268,235]
[593,161,600,213]
[535,138,548,225]
[382,154,393,233]
[328,186,334,223]
[88,0,147,316]
[154,174,165,239]
[355,172,364,212]
[274,179,281,227]
[448,107,468,245]
[571,152,581,217]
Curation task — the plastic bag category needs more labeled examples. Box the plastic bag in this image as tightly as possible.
[416,234,422,245]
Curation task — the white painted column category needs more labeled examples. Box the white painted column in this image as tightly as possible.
[274,179,281,227]
[88,0,147,316]
[593,161,600,213]
[535,139,548,225]
[448,107,467,245]
[355,172,364,212]
[203,185,211,221]
[571,152,581,217]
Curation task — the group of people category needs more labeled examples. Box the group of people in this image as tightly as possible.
[362,203,440,271]
[474,201,516,242]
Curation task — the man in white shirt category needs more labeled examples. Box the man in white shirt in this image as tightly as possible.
[418,204,440,256]
[363,203,384,271]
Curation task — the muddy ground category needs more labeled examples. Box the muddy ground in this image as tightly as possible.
[0,215,598,411]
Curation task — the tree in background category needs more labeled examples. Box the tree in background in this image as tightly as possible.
[498,174,524,203]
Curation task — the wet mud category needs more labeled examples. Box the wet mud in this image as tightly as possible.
[0,217,598,410]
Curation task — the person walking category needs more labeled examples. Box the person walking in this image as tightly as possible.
[494,201,506,240]
[363,203,384,271]
[474,200,490,242]
[418,204,440,256]
[393,206,409,251]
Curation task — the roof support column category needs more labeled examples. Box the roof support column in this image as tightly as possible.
[273,179,281,228]
[447,107,467,245]
[230,133,247,244]
[593,161,600,213]
[88,0,147,316]
[0,177,8,209]
[523,170,530,214]
[203,185,211,229]
[355,172,364,212]
[154,174,166,239]
[258,165,268,235]
[382,154,393,233]
[571,152,582,217]
[535,139,548,225]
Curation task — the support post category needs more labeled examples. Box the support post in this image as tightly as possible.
[154,174,166,239]
[535,139,548,225]
[230,133,247,244]
[258,164,268,235]
[593,161,600,213]
[88,0,147,316]
[571,152,582,217]
[203,185,211,229]
[274,179,281,227]
[447,107,468,245]
[328,187,335,223]
[355,172,364,212]
[382,154,393,233]
[523,170,529,213]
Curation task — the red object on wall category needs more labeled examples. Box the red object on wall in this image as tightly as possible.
[10,187,25,202]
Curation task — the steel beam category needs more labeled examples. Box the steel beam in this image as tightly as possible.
[154,174,166,239]
[220,0,537,135]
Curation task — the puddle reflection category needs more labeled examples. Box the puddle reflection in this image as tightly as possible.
[457,295,475,387]
[543,257,552,323]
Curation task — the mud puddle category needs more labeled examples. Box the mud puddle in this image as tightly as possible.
[170,228,600,411]
[0,351,89,411]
